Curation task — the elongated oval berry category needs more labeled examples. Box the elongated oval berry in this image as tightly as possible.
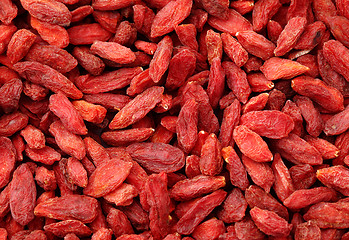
[109,86,164,130]
[303,200,349,229]
[252,0,281,32]
[176,98,198,153]
[219,99,241,147]
[323,40,349,82]
[200,133,223,176]
[92,0,135,10]
[292,76,344,113]
[13,61,83,99]
[242,155,274,193]
[0,137,16,189]
[34,195,98,223]
[283,187,337,210]
[7,29,36,64]
[240,110,294,139]
[30,17,70,49]
[90,41,136,64]
[169,175,226,201]
[294,21,327,51]
[0,0,17,25]
[233,125,273,162]
[198,0,229,19]
[327,16,349,49]
[126,142,185,173]
[43,220,92,238]
[272,133,323,165]
[101,128,155,146]
[49,92,88,135]
[26,44,78,74]
[217,188,247,223]
[166,49,196,90]
[10,164,36,226]
[272,153,295,202]
[222,146,249,190]
[236,30,275,60]
[245,185,289,220]
[250,207,292,237]
[260,57,309,80]
[316,165,349,196]
[181,82,220,134]
[324,104,349,136]
[208,9,252,36]
[83,159,133,198]
[221,33,248,67]
[176,190,227,235]
[21,0,72,26]
[274,17,307,56]
[67,23,112,45]
[222,61,251,104]
[293,95,324,138]
[76,68,142,94]
[304,135,339,160]
[49,120,86,160]
[149,36,173,83]
[150,0,192,38]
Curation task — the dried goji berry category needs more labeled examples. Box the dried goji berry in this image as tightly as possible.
[222,146,249,190]
[192,218,226,240]
[217,188,247,223]
[67,23,112,45]
[222,61,251,104]
[252,0,281,32]
[109,86,164,130]
[150,0,192,38]
[176,98,198,153]
[0,78,22,114]
[49,92,87,135]
[200,133,223,176]
[0,137,16,189]
[43,220,92,238]
[30,17,69,49]
[7,29,36,64]
[140,172,170,240]
[292,76,344,113]
[272,153,295,202]
[250,207,292,237]
[284,187,337,210]
[303,200,349,228]
[165,49,196,90]
[13,61,83,99]
[221,33,248,67]
[274,17,307,56]
[176,190,227,235]
[49,120,86,160]
[126,142,185,173]
[170,175,225,201]
[272,133,323,165]
[83,159,133,198]
[242,155,275,193]
[236,30,276,61]
[10,164,36,226]
[260,57,309,80]
[240,110,294,139]
[323,40,349,83]
[233,125,273,163]
[245,185,289,220]
[293,95,324,137]
[208,9,252,36]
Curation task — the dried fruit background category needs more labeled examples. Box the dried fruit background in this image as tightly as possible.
[2,0,349,239]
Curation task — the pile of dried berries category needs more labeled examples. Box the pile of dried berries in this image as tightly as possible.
[2,0,349,239]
